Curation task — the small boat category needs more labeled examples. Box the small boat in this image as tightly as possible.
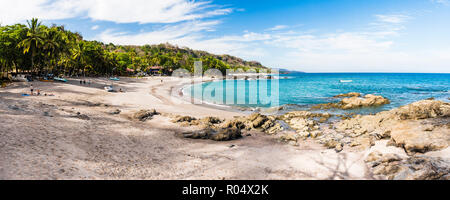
[54,77,67,82]
[40,77,54,82]
[104,86,115,92]
[340,80,353,83]
[110,77,120,81]
[25,75,33,82]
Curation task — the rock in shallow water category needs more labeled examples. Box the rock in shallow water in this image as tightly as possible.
[340,94,390,110]
[312,93,390,110]
[334,92,362,98]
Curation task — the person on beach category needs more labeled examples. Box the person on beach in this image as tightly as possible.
[37,89,41,96]
[30,84,34,95]
[80,80,82,85]
[83,80,86,85]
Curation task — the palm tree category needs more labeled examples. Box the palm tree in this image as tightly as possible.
[42,27,62,74]
[18,18,44,75]
[72,41,88,76]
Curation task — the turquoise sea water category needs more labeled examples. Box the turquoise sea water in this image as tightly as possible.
[186,73,450,114]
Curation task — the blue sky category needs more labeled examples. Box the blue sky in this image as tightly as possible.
[1,0,450,72]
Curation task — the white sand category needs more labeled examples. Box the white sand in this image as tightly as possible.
[0,77,441,180]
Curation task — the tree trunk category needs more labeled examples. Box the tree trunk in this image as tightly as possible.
[31,48,35,76]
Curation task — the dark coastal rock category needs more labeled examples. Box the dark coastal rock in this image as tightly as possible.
[394,100,450,120]
[74,113,90,120]
[200,117,222,125]
[179,129,214,140]
[108,109,121,115]
[8,105,21,111]
[252,115,269,128]
[133,109,159,122]
[211,128,242,141]
[172,116,223,128]
[172,116,197,123]
[222,119,246,130]
[179,128,242,141]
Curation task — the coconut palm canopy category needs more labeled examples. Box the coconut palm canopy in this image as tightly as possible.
[0,18,268,78]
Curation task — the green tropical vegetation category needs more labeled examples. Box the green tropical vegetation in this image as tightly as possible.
[0,18,268,84]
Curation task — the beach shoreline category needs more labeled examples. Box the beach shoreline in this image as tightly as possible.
[0,77,448,180]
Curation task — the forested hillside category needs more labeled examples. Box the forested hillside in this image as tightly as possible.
[0,18,267,80]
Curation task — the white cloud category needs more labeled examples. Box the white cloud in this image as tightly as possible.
[0,0,232,25]
[431,0,450,5]
[266,25,288,31]
[375,14,410,24]
[96,13,450,72]
[91,25,99,30]
[97,21,269,59]
[98,20,220,44]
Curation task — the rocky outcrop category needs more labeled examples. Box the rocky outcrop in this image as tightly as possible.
[389,121,449,155]
[337,100,450,154]
[171,116,222,128]
[172,116,197,123]
[221,113,284,134]
[133,109,159,122]
[280,111,331,139]
[73,113,90,120]
[211,128,242,141]
[394,100,450,120]
[340,94,390,110]
[178,128,242,141]
[107,109,121,115]
[334,92,361,98]
[365,151,449,180]
[222,119,246,130]
[312,94,390,110]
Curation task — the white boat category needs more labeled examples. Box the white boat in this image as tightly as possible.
[340,80,353,83]
[104,86,114,92]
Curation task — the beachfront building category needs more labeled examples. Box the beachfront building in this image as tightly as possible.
[126,68,135,75]
[149,66,162,76]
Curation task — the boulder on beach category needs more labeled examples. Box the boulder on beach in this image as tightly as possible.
[172,116,197,123]
[336,100,450,154]
[389,121,449,155]
[171,116,223,128]
[340,94,390,110]
[211,128,242,141]
[220,114,284,134]
[394,100,450,120]
[133,109,159,122]
[178,128,242,141]
[201,117,222,125]
[222,119,246,130]
[107,109,121,115]
[365,151,449,180]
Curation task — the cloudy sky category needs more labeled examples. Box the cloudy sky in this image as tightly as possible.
[1,0,450,72]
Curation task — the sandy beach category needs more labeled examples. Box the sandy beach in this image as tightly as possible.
[0,77,448,180]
